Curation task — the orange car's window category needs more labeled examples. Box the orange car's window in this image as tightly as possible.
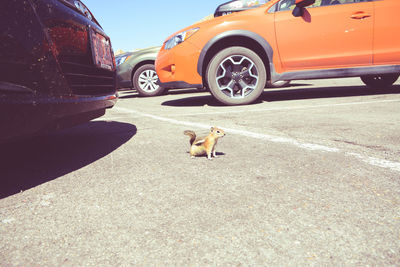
[278,0,295,11]
[325,0,366,5]
[278,0,325,11]
[277,0,370,11]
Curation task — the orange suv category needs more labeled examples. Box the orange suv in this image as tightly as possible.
[155,0,400,105]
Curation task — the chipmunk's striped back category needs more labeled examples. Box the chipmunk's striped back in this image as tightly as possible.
[184,127,225,160]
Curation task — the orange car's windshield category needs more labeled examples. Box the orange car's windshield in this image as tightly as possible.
[215,0,271,17]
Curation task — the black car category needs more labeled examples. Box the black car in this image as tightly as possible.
[0,0,117,143]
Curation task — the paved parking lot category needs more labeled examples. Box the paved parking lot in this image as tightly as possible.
[1,78,399,265]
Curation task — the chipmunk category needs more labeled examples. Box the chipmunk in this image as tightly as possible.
[184,127,225,160]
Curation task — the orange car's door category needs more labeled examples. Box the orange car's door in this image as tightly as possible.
[274,1,374,72]
[373,0,400,65]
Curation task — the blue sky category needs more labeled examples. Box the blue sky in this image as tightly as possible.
[83,0,224,52]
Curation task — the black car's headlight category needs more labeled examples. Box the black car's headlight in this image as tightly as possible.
[164,28,199,50]
[58,0,93,21]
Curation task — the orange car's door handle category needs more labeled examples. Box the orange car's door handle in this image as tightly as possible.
[351,11,371,20]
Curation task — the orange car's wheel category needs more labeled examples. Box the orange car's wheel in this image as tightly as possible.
[206,46,266,105]
[360,74,399,89]
[133,64,165,97]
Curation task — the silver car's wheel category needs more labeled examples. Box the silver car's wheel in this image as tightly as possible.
[133,64,165,97]
[138,70,158,91]
[206,47,266,105]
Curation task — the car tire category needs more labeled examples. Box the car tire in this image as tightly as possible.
[266,80,290,88]
[360,74,399,89]
[206,46,267,105]
[133,64,165,97]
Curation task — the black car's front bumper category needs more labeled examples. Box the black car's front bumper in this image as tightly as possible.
[0,81,117,142]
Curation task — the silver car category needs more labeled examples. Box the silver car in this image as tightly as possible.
[116,46,165,97]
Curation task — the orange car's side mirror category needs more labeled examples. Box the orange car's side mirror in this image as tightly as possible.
[292,0,315,17]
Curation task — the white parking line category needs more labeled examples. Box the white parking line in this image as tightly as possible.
[113,106,400,173]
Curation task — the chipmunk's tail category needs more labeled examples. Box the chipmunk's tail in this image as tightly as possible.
[183,130,196,145]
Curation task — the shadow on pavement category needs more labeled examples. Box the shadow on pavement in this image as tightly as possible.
[261,85,400,102]
[162,94,225,107]
[118,88,207,100]
[161,84,400,107]
[0,121,137,199]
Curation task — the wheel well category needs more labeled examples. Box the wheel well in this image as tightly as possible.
[131,60,155,80]
[201,36,271,87]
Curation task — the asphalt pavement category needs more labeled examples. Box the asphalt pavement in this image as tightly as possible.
[1,78,399,266]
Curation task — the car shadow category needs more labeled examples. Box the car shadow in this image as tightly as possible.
[161,84,399,107]
[167,88,209,95]
[162,94,225,107]
[0,121,137,199]
[118,88,208,100]
[261,84,400,102]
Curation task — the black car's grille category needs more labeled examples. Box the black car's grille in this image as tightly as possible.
[59,55,115,96]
